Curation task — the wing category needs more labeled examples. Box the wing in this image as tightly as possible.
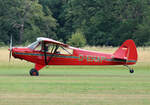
[37,37,69,47]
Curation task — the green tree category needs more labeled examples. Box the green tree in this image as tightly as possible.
[67,31,86,47]
[0,0,57,44]
[61,0,149,46]
[0,0,150,46]
[39,0,66,41]
[133,0,150,46]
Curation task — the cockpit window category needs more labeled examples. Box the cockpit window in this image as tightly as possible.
[28,41,73,55]
[43,43,56,53]
[34,43,42,51]
[27,41,39,50]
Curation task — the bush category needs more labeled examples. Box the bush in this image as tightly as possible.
[67,31,87,47]
[0,41,5,47]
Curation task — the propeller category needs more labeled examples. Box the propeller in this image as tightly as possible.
[9,35,13,62]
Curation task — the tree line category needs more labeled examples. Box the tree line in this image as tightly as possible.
[0,0,150,46]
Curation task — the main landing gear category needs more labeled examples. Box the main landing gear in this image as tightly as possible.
[30,69,39,76]
[124,65,134,73]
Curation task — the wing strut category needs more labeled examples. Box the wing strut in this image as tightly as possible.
[43,42,48,65]
[47,45,59,64]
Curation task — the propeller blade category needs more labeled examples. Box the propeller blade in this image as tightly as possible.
[9,35,13,62]
[10,35,12,50]
[9,50,12,62]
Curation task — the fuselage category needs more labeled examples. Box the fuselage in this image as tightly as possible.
[12,47,136,66]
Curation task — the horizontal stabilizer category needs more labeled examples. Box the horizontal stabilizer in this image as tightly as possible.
[112,57,127,62]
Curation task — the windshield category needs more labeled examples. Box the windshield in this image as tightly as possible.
[27,41,39,50]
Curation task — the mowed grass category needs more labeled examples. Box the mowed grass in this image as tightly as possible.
[0,47,150,105]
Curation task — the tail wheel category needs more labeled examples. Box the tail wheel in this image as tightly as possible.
[124,65,135,74]
[30,69,39,76]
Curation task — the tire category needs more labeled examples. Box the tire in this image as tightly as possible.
[130,69,134,73]
[30,69,39,76]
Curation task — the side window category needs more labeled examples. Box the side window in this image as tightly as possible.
[41,43,57,53]
[47,44,56,53]
[57,46,73,55]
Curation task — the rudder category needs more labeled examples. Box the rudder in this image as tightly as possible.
[113,40,138,64]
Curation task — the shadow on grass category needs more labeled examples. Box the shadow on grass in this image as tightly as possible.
[0,73,137,78]
[0,74,29,77]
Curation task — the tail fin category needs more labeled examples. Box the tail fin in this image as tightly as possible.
[113,40,138,64]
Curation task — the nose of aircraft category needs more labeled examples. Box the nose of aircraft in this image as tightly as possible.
[8,47,20,61]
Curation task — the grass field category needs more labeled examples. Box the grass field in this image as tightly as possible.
[0,47,150,105]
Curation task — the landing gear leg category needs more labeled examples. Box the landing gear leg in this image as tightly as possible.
[124,65,134,73]
[30,69,39,76]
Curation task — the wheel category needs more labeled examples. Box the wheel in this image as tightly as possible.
[30,69,39,76]
[130,69,134,73]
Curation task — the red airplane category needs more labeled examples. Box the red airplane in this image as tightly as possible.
[9,37,138,76]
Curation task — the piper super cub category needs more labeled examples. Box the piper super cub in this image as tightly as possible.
[9,37,138,76]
